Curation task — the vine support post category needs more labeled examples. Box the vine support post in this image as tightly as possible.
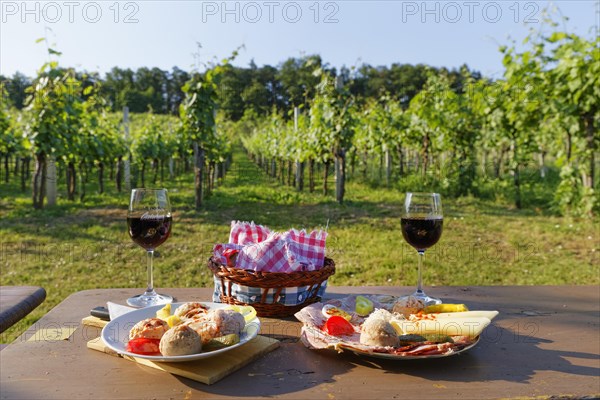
[294,107,304,191]
[66,162,76,200]
[193,141,205,210]
[123,107,131,191]
[3,155,8,183]
[14,156,19,179]
[116,156,123,192]
[385,149,392,187]
[280,159,286,185]
[78,161,86,201]
[98,161,105,194]
[538,152,547,179]
[296,161,304,191]
[20,157,28,192]
[584,113,595,190]
[46,156,57,207]
[308,159,315,192]
[323,161,330,195]
[510,139,522,209]
[32,152,46,209]
[397,145,404,177]
[335,148,346,204]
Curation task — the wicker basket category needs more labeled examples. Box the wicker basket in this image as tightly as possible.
[208,257,335,318]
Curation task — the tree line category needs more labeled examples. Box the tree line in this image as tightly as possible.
[1,58,477,118]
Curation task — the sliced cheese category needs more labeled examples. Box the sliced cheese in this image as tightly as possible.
[391,317,491,337]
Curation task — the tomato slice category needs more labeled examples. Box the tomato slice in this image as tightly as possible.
[126,338,161,355]
[323,315,355,336]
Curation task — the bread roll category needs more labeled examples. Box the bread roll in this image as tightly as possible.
[159,325,202,356]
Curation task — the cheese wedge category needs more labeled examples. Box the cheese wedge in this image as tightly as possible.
[430,311,499,321]
[391,317,491,337]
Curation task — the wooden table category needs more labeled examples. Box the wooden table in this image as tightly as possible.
[1,286,598,399]
[0,286,46,334]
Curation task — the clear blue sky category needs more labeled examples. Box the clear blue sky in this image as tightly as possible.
[1,1,598,79]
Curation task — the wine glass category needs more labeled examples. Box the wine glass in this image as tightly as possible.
[127,188,173,307]
[400,192,443,305]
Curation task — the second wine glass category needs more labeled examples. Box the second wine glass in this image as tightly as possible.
[400,192,443,306]
[127,188,173,307]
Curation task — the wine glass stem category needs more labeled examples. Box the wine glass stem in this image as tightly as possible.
[416,250,425,294]
[146,249,155,294]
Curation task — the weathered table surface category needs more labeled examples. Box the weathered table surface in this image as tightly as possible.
[0,286,46,334]
[1,286,598,399]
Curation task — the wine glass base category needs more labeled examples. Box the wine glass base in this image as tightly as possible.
[401,291,442,306]
[127,293,173,308]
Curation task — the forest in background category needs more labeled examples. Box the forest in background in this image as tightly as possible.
[1,57,477,118]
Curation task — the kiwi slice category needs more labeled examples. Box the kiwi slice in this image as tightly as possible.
[204,334,241,351]
[422,334,454,343]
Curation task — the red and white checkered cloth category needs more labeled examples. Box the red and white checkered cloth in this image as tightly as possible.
[213,221,327,273]
[228,221,272,245]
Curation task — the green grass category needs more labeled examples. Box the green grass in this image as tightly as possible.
[1,149,598,343]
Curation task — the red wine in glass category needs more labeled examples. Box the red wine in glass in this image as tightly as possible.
[401,217,443,251]
[127,188,173,308]
[400,193,443,305]
[128,216,172,250]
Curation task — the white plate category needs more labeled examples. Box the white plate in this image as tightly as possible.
[296,294,489,360]
[101,302,260,362]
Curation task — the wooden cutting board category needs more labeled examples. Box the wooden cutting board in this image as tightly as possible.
[83,316,280,385]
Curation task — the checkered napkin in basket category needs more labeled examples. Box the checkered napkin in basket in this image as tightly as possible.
[213,221,327,273]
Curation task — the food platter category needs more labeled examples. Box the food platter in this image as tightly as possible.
[295,295,497,360]
[101,302,260,362]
